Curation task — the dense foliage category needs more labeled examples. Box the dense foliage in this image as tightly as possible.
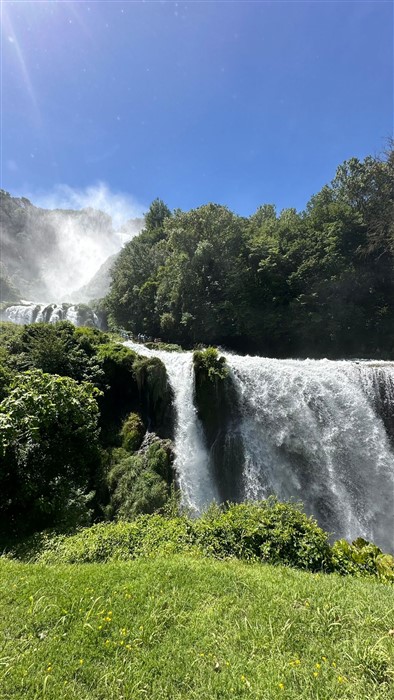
[0,370,100,534]
[21,500,394,583]
[0,321,176,537]
[106,150,394,357]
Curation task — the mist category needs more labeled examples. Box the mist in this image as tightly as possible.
[1,184,145,303]
[33,183,145,302]
[34,182,145,231]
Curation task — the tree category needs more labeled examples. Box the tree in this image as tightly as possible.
[0,370,101,534]
[144,198,172,232]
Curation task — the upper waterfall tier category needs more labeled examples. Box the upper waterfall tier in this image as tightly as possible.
[2,303,100,328]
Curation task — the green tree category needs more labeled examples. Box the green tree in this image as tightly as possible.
[0,370,101,534]
[144,198,172,232]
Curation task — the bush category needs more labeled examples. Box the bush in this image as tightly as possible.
[34,500,332,573]
[9,498,393,583]
[331,538,394,581]
[0,370,101,535]
[193,347,228,381]
[106,438,174,519]
[193,499,332,571]
[38,516,195,564]
[121,412,145,452]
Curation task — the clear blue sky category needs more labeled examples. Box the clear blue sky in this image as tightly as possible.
[2,0,393,218]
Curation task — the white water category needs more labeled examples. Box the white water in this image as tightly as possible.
[3,303,99,327]
[225,355,394,552]
[124,344,394,550]
[125,342,218,511]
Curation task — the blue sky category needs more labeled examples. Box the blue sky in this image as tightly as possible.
[2,0,393,220]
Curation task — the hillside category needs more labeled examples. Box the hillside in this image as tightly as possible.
[1,555,393,699]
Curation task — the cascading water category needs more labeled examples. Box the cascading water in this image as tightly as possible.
[125,342,218,512]
[3,303,100,328]
[125,344,394,551]
[225,355,394,552]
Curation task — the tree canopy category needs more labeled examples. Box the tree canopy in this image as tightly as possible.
[106,148,394,358]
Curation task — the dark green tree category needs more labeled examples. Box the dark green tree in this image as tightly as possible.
[0,370,101,534]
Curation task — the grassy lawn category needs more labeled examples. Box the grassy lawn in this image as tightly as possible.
[0,555,393,699]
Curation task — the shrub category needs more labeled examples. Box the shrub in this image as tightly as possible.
[121,412,145,452]
[193,347,228,381]
[106,438,174,519]
[10,498,393,584]
[38,516,195,564]
[331,538,394,581]
[193,499,332,571]
[35,500,332,572]
[0,370,101,535]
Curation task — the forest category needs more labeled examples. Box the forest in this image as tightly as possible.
[106,149,394,358]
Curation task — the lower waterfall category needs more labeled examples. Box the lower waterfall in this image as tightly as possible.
[225,355,394,553]
[126,343,394,552]
[125,342,218,511]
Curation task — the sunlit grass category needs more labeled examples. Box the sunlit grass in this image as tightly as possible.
[1,556,393,699]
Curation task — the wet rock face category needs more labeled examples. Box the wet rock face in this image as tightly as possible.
[133,356,175,440]
[365,366,394,444]
[193,350,244,503]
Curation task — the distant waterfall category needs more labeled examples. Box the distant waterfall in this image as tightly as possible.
[125,342,218,511]
[225,355,394,552]
[3,303,100,328]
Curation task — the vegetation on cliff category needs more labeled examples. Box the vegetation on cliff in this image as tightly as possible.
[0,321,176,538]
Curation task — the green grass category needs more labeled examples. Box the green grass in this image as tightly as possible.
[1,556,393,699]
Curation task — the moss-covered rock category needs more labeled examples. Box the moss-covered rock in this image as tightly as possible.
[133,356,174,439]
[75,303,98,328]
[144,341,183,352]
[106,433,176,519]
[121,412,145,453]
[193,348,244,503]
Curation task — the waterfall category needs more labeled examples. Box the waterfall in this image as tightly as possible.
[3,303,100,328]
[125,342,218,512]
[123,345,394,550]
[225,355,394,552]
